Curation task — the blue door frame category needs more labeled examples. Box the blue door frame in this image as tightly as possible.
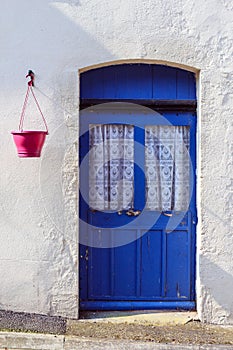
[79,64,197,311]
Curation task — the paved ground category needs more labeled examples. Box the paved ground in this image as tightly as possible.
[0,311,233,349]
[0,332,233,350]
[67,311,233,346]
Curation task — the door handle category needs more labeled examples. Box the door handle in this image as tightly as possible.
[126,209,141,216]
[163,212,173,217]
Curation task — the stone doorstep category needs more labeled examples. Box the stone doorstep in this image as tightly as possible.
[76,310,199,325]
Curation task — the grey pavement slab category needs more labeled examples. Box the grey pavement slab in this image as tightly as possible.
[64,337,233,349]
[0,331,63,350]
[1,332,233,350]
[0,310,66,335]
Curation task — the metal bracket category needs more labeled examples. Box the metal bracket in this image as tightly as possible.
[26,70,35,87]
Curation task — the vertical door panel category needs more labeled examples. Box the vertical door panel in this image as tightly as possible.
[166,230,190,299]
[113,231,138,297]
[141,230,162,297]
[88,246,111,298]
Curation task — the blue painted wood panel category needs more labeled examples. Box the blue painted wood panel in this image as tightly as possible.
[81,64,153,99]
[80,226,193,301]
[87,230,161,299]
[80,64,196,100]
[89,248,111,298]
[141,230,162,297]
[152,65,177,99]
[113,233,138,297]
[166,230,190,299]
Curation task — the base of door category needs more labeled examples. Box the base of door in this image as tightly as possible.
[80,301,196,311]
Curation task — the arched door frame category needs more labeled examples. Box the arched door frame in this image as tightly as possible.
[79,62,198,310]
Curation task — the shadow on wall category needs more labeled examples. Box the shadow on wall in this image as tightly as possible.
[203,205,233,231]
[200,255,233,323]
[0,0,114,87]
[0,0,114,230]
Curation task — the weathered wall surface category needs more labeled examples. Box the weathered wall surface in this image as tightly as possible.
[0,0,232,323]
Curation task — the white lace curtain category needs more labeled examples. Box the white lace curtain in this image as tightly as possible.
[89,124,134,211]
[89,124,190,212]
[145,125,190,211]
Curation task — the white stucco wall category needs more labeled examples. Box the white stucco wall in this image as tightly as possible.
[0,0,232,323]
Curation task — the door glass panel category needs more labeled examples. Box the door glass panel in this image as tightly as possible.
[145,125,190,211]
[89,124,134,211]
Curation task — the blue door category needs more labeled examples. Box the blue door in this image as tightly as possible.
[79,64,197,310]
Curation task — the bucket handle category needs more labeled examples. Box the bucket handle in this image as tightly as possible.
[19,72,49,134]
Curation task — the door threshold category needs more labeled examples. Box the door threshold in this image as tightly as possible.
[79,308,198,325]
[80,301,196,311]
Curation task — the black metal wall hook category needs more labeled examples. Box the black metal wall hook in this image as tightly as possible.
[26,70,35,86]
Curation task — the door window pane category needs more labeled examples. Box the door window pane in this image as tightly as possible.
[89,124,134,211]
[145,125,190,211]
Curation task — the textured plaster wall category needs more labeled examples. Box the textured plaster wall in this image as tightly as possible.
[0,0,232,323]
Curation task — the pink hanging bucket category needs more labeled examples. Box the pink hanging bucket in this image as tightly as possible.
[11,71,49,158]
[11,130,48,158]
